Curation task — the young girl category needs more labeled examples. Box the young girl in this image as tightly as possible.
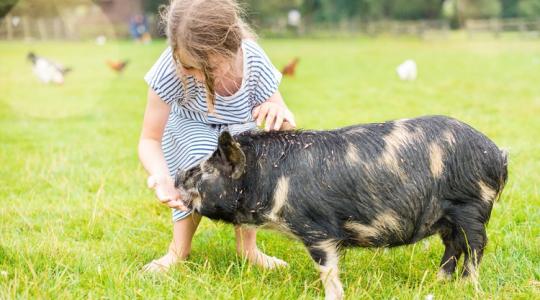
[139,0,296,272]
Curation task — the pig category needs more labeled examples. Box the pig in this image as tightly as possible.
[175,115,508,300]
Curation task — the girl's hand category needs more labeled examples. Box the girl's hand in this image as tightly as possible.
[147,174,188,211]
[253,102,297,131]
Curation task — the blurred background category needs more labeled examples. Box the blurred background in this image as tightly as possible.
[1,0,540,40]
[1,1,539,299]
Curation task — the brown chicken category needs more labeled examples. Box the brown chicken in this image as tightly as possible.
[106,59,129,73]
[281,57,299,77]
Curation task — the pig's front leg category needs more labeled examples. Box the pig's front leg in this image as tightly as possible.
[307,240,344,300]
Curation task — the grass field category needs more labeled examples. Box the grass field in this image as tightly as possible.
[1,36,539,299]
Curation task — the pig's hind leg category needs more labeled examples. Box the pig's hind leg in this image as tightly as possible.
[457,215,487,284]
[437,221,463,280]
[438,204,488,284]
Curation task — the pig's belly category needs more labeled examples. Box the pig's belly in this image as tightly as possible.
[338,195,444,248]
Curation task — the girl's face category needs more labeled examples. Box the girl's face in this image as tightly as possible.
[176,48,236,81]
[175,49,205,82]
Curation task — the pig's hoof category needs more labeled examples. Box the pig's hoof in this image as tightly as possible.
[461,273,480,289]
[324,289,344,300]
[436,269,453,281]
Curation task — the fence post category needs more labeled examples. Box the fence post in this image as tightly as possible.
[493,18,500,38]
[37,18,47,40]
[63,16,77,40]
[6,14,13,40]
[466,20,472,39]
[419,21,426,39]
[443,20,450,38]
[518,19,525,38]
[22,16,30,40]
[53,18,62,39]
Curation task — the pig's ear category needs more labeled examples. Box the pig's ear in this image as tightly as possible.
[217,131,246,179]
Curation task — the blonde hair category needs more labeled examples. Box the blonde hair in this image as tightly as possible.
[162,0,255,113]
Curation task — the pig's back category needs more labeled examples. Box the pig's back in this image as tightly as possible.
[237,116,507,246]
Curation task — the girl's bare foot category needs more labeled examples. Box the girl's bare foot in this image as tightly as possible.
[144,214,201,273]
[143,251,184,273]
[235,226,287,269]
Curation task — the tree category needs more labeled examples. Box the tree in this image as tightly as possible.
[501,0,519,18]
[242,0,301,27]
[518,0,540,17]
[143,0,168,14]
[0,0,18,18]
[328,0,387,21]
[457,0,502,19]
[7,0,88,18]
[300,0,321,28]
[354,0,388,21]
[300,0,387,23]
[389,0,443,20]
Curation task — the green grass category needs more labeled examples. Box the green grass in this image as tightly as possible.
[1,36,539,299]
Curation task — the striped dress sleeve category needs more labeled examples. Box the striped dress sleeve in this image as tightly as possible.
[247,41,282,106]
[144,47,184,105]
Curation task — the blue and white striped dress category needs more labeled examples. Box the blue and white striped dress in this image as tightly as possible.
[144,40,282,221]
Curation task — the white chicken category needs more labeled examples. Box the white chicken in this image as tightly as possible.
[27,52,71,84]
[396,59,418,81]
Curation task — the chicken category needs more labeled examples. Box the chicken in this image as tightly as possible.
[106,60,129,74]
[281,57,299,77]
[396,59,418,81]
[27,52,71,84]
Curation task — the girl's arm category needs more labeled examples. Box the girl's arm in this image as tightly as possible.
[139,88,187,210]
[253,90,296,131]
[139,88,170,176]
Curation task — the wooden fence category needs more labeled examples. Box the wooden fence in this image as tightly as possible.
[266,19,451,39]
[2,15,540,40]
[365,20,450,39]
[1,15,76,40]
[0,14,160,41]
[465,18,540,38]
[308,18,540,39]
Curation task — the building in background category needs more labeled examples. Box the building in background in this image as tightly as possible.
[0,0,149,40]
[96,0,143,25]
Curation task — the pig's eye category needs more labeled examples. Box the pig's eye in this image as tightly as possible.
[201,161,216,173]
